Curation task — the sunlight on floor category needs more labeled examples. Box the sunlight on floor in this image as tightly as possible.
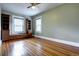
[11,41,27,56]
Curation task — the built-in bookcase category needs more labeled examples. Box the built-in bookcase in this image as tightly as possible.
[1,14,10,41]
[1,14,9,30]
[26,19,32,37]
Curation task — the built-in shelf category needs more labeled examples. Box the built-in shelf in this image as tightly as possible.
[1,14,9,30]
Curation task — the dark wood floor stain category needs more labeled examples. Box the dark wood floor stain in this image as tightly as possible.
[1,37,79,56]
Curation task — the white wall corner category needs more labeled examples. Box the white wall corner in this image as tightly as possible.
[34,35,79,47]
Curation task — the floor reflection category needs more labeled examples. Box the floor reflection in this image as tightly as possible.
[0,38,2,56]
[11,41,26,56]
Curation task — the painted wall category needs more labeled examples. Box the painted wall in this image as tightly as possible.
[33,4,79,43]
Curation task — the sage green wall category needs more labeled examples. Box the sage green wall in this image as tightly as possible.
[33,4,79,43]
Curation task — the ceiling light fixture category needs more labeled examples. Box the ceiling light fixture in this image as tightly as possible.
[27,3,40,9]
[31,6,36,9]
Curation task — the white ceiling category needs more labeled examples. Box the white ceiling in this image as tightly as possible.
[1,3,62,16]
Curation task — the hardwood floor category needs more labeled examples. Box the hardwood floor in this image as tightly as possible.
[1,37,79,56]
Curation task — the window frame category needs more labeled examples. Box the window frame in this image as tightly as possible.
[35,16,42,33]
[10,16,26,35]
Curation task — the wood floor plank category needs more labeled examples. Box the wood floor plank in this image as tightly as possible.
[1,37,79,56]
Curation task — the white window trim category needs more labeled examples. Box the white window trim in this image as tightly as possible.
[10,15,26,35]
[35,16,42,33]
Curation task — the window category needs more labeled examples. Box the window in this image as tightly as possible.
[35,17,42,33]
[14,18,24,33]
[11,17,25,35]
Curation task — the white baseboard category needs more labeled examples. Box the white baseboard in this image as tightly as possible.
[34,35,79,47]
